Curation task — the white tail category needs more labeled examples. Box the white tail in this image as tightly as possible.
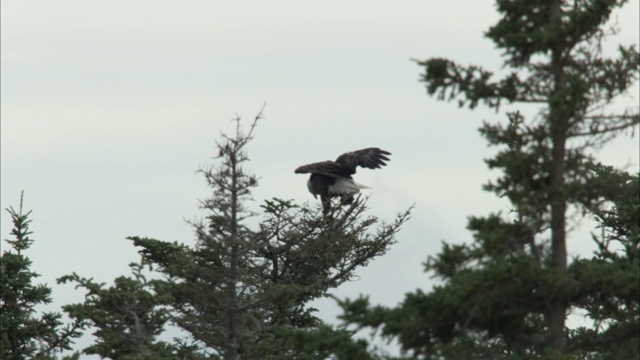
[328,178,370,196]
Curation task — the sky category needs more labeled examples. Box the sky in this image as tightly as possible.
[2,0,639,356]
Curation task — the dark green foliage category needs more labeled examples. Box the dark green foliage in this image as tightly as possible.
[566,168,639,359]
[1,193,85,359]
[58,261,177,359]
[281,324,374,360]
[486,0,626,66]
[338,173,638,360]
[339,0,638,358]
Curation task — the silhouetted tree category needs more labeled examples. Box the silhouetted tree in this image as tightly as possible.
[58,260,181,360]
[336,0,638,358]
[1,193,85,360]
[129,108,411,359]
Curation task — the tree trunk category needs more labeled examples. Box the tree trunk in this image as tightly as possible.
[546,0,568,352]
[226,151,239,360]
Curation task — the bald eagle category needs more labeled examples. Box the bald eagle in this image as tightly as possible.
[294,148,391,214]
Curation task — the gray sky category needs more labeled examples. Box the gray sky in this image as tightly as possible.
[2,0,639,355]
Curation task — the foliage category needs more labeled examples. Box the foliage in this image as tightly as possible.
[0,193,85,360]
[566,167,639,359]
[58,260,179,359]
[280,324,374,360]
[338,0,639,358]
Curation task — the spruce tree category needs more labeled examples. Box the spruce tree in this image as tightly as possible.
[129,108,411,359]
[58,260,179,359]
[336,0,638,358]
[1,193,85,359]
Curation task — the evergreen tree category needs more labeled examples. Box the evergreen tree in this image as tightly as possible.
[58,260,180,360]
[336,0,638,358]
[129,108,411,359]
[1,193,85,360]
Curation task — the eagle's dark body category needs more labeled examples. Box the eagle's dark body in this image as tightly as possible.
[295,148,391,214]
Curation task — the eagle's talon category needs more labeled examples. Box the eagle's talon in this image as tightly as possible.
[340,195,354,206]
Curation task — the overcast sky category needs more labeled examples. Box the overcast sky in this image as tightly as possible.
[2,0,639,356]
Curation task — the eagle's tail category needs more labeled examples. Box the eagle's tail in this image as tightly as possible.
[329,178,370,196]
[354,181,371,190]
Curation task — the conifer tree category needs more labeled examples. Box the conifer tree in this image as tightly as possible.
[129,108,411,359]
[336,0,638,358]
[58,260,179,359]
[1,193,85,360]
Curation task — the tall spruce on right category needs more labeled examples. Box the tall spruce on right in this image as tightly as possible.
[416,0,639,356]
[332,0,638,358]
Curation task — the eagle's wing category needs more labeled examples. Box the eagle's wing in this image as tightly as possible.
[334,148,391,175]
[294,161,345,178]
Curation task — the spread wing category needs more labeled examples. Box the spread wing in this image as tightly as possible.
[334,148,391,175]
[294,161,348,178]
[294,148,391,177]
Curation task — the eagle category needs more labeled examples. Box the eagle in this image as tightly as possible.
[294,148,391,214]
